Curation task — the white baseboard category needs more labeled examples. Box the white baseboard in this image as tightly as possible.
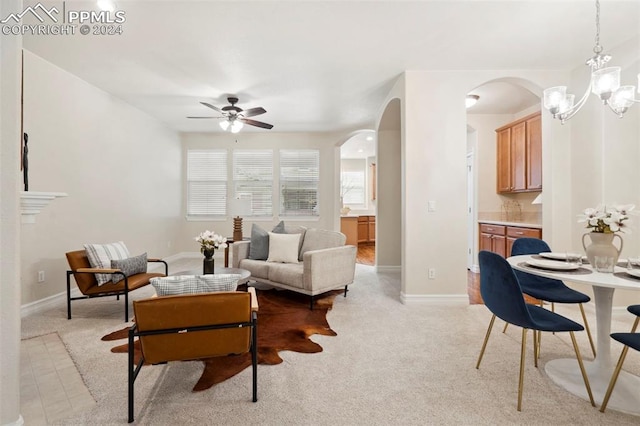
[400,293,469,305]
[376,265,401,273]
[469,264,480,273]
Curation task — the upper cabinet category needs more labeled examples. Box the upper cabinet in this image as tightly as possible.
[496,112,542,193]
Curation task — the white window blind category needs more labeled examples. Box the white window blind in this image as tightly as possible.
[233,149,273,216]
[341,170,365,205]
[280,149,319,216]
[187,149,228,217]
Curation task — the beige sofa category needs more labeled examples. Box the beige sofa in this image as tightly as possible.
[232,227,357,308]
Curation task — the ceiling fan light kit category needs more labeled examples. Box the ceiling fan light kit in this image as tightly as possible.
[188,96,274,132]
[543,0,639,124]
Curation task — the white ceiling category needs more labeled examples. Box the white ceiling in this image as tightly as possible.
[23,0,640,133]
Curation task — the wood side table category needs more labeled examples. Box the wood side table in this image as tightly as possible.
[224,237,250,267]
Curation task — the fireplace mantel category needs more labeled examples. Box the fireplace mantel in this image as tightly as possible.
[20,191,68,224]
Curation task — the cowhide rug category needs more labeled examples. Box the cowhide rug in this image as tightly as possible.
[101,287,341,391]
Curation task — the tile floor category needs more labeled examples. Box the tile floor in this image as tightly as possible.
[20,333,95,425]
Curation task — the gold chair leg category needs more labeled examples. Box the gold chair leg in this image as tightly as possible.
[569,331,595,407]
[537,302,544,358]
[476,314,496,369]
[600,345,630,412]
[551,302,556,335]
[518,328,527,411]
[579,303,596,357]
[630,316,640,333]
[533,328,538,368]
[502,322,509,333]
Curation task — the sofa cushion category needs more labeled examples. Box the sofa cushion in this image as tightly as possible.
[284,225,307,261]
[248,221,286,260]
[299,229,346,258]
[267,232,301,263]
[150,274,241,296]
[238,258,271,280]
[268,262,304,289]
[111,252,147,284]
[83,241,131,286]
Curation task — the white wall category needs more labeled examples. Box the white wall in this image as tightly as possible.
[1,0,24,421]
[180,132,343,252]
[21,51,182,305]
[560,36,640,306]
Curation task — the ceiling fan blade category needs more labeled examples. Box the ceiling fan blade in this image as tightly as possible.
[242,107,266,118]
[187,116,217,119]
[200,102,223,113]
[240,118,273,129]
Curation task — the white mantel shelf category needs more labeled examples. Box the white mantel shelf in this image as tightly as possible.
[20,191,68,224]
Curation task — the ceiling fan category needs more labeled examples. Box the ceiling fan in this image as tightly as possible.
[188,97,274,132]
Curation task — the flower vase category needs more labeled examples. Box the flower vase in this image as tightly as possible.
[203,249,215,275]
[582,232,623,271]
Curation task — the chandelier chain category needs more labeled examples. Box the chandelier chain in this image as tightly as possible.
[593,0,602,54]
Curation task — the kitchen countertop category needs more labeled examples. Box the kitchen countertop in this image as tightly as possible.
[478,219,542,229]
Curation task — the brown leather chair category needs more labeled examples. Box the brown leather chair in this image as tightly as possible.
[65,250,168,322]
[128,288,259,423]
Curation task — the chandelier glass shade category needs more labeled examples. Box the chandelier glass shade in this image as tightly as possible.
[543,0,639,124]
[219,118,244,133]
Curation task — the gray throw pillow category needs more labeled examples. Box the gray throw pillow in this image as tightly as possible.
[111,253,148,284]
[248,221,286,260]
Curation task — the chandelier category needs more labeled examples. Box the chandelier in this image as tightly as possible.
[543,0,639,124]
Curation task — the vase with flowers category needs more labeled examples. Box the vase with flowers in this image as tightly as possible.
[195,230,227,274]
[579,204,634,270]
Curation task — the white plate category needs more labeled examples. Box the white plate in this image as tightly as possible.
[538,252,568,260]
[626,269,640,279]
[538,251,582,261]
[525,258,580,271]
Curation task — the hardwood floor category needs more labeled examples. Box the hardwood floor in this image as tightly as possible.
[356,243,375,266]
[467,269,540,305]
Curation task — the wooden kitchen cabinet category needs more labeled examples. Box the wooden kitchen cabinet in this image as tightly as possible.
[496,111,542,193]
[479,223,541,258]
[479,224,507,258]
[357,215,375,244]
[340,216,358,246]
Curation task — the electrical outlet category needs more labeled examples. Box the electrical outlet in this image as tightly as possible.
[37,271,45,282]
[428,268,436,279]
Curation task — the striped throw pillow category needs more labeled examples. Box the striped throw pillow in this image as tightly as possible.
[151,274,241,296]
[83,241,130,286]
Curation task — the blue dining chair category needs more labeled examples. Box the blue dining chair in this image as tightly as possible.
[509,238,596,358]
[599,304,640,413]
[475,250,595,411]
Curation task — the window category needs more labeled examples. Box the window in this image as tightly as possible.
[280,149,319,216]
[233,150,273,216]
[187,149,227,217]
[341,170,365,205]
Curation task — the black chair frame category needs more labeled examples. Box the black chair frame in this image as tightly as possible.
[127,311,258,423]
[66,259,168,321]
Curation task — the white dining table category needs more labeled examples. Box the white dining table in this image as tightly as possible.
[507,254,640,415]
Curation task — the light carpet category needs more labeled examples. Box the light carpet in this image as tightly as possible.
[21,263,640,425]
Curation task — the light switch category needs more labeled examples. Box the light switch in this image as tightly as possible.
[427,200,436,212]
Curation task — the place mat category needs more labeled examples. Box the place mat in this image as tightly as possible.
[614,272,640,282]
[517,262,592,275]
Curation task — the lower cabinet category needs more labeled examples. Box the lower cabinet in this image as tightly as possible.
[479,223,541,258]
[340,216,358,246]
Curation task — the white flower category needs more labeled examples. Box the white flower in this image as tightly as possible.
[195,230,228,252]
[578,204,634,234]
